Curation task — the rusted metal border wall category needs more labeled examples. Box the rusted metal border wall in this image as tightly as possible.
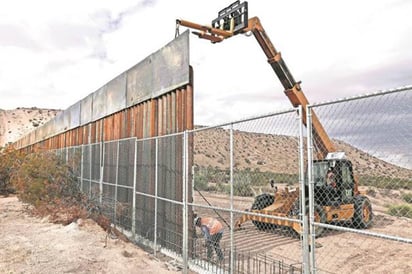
[14,30,193,151]
[17,84,193,151]
[13,31,194,256]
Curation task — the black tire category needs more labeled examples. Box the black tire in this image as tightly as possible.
[306,204,327,238]
[353,196,373,229]
[251,193,274,210]
[251,193,275,231]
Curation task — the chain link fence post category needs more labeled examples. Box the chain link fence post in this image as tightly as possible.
[182,131,189,274]
[153,138,159,256]
[306,105,317,274]
[99,141,104,204]
[298,106,310,274]
[229,123,234,274]
[132,138,138,238]
[80,144,84,191]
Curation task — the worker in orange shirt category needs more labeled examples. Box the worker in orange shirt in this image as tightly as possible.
[194,215,224,261]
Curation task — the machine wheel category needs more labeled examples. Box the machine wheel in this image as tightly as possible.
[305,204,327,238]
[251,193,275,231]
[353,196,373,229]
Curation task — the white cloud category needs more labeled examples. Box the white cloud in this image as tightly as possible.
[0,0,411,126]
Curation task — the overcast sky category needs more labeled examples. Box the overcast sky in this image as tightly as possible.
[1,0,411,125]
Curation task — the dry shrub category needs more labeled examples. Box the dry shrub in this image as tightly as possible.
[11,151,84,206]
[10,151,88,223]
[0,146,26,195]
[2,149,129,241]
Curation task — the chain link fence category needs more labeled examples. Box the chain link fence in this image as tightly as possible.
[55,86,411,273]
[189,109,306,273]
[306,86,412,273]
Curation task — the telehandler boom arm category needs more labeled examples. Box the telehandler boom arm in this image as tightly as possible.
[177,0,370,236]
[176,1,335,158]
[242,17,335,157]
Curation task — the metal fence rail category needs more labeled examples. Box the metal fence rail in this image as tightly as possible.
[56,86,411,274]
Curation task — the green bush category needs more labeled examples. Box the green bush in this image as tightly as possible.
[230,173,254,196]
[194,174,209,191]
[217,182,229,193]
[193,165,299,195]
[402,193,412,204]
[232,180,254,197]
[206,184,218,192]
[387,204,412,219]
[360,176,412,190]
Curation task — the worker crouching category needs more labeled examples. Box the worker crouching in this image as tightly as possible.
[194,215,224,262]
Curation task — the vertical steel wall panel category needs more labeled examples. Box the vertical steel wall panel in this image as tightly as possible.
[106,73,127,115]
[126,56,153,106]
[151,31,190,98]
[67,101,81,129]
[80,94,93,125]
[92,87,107,122]
[126,31,190,107]
[53,111,66,136]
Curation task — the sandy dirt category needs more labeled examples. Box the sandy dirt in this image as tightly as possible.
[0,195,183,274]
[1,189,411,274]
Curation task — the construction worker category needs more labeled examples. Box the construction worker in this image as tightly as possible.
[326,167,337,188]
[194,215,224,261]
[325,167,338,199]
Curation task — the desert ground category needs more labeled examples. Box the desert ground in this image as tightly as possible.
[2,192,411,274]
[0,195,183,274]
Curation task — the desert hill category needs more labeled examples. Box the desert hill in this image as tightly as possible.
[0,107,61,147]
[193,126,412,180]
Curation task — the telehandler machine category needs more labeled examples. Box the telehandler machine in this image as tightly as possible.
[177,1,373,237]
